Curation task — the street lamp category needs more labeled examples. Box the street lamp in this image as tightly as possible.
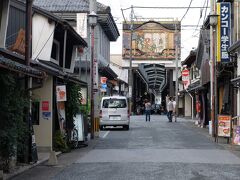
[209,12,218,139]
[209,14,219,27]
[88,11,98,27]
[88,11,98,139]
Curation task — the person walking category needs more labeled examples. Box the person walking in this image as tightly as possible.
[172,97,177,122]
[196,100,202,127]
[145,99,151,122]
[167,97,174,122]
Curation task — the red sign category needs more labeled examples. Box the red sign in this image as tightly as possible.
[42,101,49,111]
[182,69,190,85]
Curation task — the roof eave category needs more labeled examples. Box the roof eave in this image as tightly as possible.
[33,6,87,47]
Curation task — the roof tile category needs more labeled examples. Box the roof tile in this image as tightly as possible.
[33,0,107,13]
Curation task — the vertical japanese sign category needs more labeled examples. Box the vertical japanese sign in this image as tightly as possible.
[76,13,87,38]
[80,87,87,105]
[100,77,107,92]
[56,85,67,102]
[217,2,231,63]
[91,27,98,92]
[93,58,98,91]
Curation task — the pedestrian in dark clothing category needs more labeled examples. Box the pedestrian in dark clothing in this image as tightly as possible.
[145,99,151,122]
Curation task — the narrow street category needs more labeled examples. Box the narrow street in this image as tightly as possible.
[12,115,240,180]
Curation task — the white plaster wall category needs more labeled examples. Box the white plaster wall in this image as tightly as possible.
[0,0,9,47]
[184,94,192,117]
[33,76,53,151]
[179,97,183,108]
[32,13,55,61]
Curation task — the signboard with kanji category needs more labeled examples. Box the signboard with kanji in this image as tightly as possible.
[56,85,67,102]
[217,2,231,63]
[218,115,231,137]
[42,101,49,111]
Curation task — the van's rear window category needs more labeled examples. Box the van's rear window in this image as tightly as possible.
[102,99,127,108]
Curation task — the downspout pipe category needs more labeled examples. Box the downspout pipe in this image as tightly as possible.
[185,89,194,120]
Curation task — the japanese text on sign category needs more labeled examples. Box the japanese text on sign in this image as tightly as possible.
[218,115,231,137]
[217,2,231,63]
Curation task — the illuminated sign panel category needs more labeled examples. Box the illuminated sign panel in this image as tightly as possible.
[217,2,231,63]
[122,21,180,60]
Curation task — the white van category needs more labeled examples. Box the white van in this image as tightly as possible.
[99,96,130,130]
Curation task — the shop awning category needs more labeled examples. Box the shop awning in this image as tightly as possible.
[228,40,240,53]
[231,76,240,88]
[99,66,118,80]
[187,80,205,92]
[0,56,45,78]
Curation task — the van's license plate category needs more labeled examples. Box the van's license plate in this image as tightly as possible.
[109,116,121,120]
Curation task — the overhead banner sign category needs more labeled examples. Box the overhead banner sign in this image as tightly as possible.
[217,2,231,63]
[122,21,181,60]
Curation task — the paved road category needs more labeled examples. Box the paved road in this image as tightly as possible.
[12,115,240,180]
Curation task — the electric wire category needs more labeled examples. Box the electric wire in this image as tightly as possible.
[33,0,72,61]
[203,0,209,20]
[121,6,209,10]
[119,1,207,58]
[180,0,193,22]
[192,0,207,37]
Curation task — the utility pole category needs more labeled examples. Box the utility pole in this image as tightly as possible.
[25,0,36,163]
[209,0,218,139]
[89,0,98,139]
[129,5,133,115]
[175,21,179,122]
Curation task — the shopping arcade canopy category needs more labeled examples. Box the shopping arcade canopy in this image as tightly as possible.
[138,63,166,93]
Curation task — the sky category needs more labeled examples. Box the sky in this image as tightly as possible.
[97,0,210,60]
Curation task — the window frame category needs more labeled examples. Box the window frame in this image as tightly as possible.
[50,39,60,65]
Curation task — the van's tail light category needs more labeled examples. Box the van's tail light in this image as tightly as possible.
[99,110,102,118]
[128,110,130,118]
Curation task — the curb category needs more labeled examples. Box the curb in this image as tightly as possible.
[5,152,61,180]
[5,139,96,180]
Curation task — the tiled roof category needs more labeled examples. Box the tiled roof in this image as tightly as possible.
[33,0,119,41]
[0,55,45,78]
[33,0,108,13]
